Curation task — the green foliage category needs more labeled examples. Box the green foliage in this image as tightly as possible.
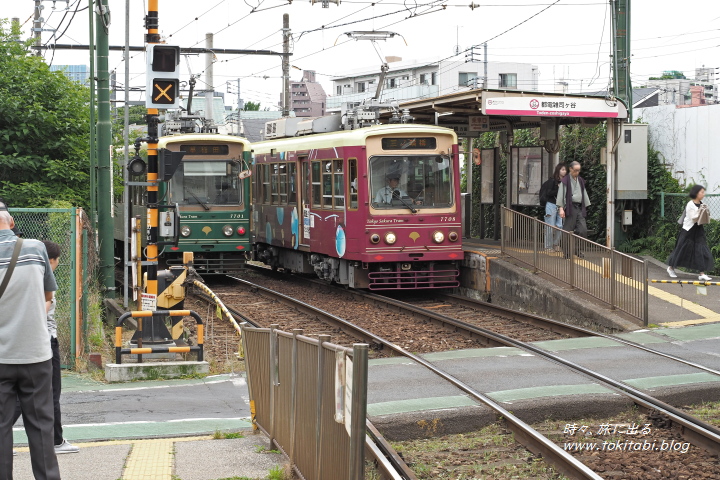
[0,20,91,208]
[243,101,262,111]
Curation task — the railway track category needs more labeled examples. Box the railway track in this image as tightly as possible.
[191,270,720,479]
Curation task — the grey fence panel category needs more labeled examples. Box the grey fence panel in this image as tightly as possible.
[294,338,319,478]
[243,325,366,479]
[244,328,272,430]
[502,207,648,324]
[661,192,720,221]
[319,342,352,480]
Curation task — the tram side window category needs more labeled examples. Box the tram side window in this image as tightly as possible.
[278,163,288,204]
[333,159,344,210]
[322,161,333,208]
[311,161,322,208]
[271,164,279,204]
[288,163,297,204]
[348,159,358,210]
[262,164,271,203]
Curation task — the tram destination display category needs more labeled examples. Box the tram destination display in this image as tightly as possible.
[381,137,437,150]
[180,144,230,155]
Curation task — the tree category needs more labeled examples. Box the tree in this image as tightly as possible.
[243,101,261,111]
[0,20,91,208]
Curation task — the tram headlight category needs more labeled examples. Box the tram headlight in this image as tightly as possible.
[180,225,192,237]
[432,231,445,244]
[384,232,397,245]
[448,231,459,242]
[222,225,234,237]
[370,234,380,244]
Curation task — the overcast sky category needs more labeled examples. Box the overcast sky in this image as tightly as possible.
[3,0,718,110]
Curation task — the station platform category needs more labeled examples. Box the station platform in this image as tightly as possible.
[460,238,720,330]
[368,321,720,440]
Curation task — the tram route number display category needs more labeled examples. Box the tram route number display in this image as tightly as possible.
[141,293,157,312]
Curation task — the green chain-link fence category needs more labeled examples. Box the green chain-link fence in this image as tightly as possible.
[660,192,720,222]
[9,208,93,369]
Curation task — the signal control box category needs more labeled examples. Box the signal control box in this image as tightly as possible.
[616,124,648,200]
[160,211,174,237]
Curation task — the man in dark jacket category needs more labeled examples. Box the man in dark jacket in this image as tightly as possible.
[556,161,591,257]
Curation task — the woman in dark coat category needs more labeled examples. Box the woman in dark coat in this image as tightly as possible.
[667,184,714,281]
[540,163,567,250]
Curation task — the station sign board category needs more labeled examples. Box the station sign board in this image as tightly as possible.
[442,123,480,138]
[482,92,626,118]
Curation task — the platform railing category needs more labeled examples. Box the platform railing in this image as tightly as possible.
[242,324,369,480]
[501,207,648,324]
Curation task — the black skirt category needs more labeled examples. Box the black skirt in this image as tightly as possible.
[667,224,714,272]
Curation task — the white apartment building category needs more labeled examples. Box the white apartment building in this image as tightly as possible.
[328,58,539,109]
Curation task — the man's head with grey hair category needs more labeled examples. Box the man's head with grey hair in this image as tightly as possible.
[0,211,14,229]
[568,161,582,179]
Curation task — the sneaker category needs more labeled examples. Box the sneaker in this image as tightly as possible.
[54,439,79,454]
[667,267,677,278]
[699,274,712,282]
[13,451,16,456]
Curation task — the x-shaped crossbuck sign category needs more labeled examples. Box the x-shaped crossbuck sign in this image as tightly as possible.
[154,83,173,102]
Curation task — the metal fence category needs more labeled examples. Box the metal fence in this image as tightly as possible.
[9,208,91,368]
[242,324,368,480]
[501,207,649,324]
[661,192,720,221]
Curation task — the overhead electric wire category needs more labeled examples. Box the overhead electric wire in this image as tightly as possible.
[168,0,226,38]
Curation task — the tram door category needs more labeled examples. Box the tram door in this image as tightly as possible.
[298,155,310,247]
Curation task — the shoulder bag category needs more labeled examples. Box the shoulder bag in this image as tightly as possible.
[0,238,24,300]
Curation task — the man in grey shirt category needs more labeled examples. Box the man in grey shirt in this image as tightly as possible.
[556,161,591,257]
[0,211,60,480]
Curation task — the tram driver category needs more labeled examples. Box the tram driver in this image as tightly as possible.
[374,173,408,205]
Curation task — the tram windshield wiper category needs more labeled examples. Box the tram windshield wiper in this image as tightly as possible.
[392,190,417,214]
[188,189,211,211]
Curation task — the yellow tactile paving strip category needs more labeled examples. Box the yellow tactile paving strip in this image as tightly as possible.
[15,436,213,479]
[501,247,720,327]
[122,439,174,479]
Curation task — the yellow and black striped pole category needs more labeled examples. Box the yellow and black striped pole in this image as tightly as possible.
[146,0,160,299]
[651,280,720,286]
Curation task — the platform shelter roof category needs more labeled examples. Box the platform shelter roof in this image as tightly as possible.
[386,88,628,134]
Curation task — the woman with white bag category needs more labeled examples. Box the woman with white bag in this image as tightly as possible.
[667,184,714,281]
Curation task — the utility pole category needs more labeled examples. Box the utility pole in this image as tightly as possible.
[483,42,488,89]
[33,0,41,56]
[122,0,130,307]
[611,0,632,120]
[204,33,215,125]
[282,14,290,117]
[96,0,115,298]
[87,0,96,229]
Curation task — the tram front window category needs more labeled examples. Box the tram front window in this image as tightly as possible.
[169,161,242,207]
[370,155,453,210]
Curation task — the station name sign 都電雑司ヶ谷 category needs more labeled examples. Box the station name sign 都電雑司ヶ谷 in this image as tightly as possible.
[481,93,623,119]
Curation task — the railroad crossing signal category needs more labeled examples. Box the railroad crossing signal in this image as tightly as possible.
[146,44,181,108]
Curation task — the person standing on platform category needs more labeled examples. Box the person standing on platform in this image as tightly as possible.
[540,163,567,251]
[0,209,61,480]
[667,185,714,281]
[556,161,591,258]
[12,241,79,455]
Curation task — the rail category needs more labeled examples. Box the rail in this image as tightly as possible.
[114,310,203,364]
[228,276,602,480]
[191,283,416,480]
[501,207,649,324]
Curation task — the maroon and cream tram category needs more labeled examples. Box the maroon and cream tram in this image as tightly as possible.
[251,119,462,290]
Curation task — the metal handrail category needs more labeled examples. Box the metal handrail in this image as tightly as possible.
[501,207,649,324]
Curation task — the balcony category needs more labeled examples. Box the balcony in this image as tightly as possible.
[327,84,439,109]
